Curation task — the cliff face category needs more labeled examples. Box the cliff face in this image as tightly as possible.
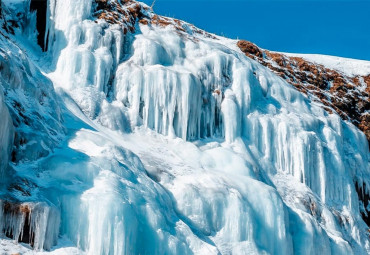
[0,0,369,254]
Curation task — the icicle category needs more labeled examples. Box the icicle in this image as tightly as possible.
[0,87,14,181]
[0,200,60,251]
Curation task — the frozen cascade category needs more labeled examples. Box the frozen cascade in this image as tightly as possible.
[0,0,368,254]
[47,0,370,203]
[42,0,370,254]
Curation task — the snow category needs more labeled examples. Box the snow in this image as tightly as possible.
[0,236,81,255]
[284,53,370,77]
[0,0,369,254]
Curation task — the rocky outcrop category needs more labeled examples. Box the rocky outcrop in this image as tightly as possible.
[94,0,216,38]
[94,0,145,33]
[30,0,48,51]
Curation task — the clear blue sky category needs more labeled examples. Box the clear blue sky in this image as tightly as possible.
[140,0,370,61]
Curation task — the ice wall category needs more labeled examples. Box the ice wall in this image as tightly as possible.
[0,2,64,250]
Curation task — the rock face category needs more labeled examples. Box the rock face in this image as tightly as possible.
[94,0,216,37]
[237,40,370,147]
[30,0,48,51]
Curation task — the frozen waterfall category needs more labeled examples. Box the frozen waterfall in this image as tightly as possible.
[0,0,369,254]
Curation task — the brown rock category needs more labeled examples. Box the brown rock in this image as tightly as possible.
[237,40,263,58]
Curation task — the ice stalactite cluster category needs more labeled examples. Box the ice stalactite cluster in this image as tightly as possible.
[0,200,60,250]
[47,0,231,139]
[46,0,130,127]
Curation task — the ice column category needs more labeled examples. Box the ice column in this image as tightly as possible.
[0,87,14,180]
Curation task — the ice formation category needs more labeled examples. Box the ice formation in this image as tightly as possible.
[0,8,64,163]
[0,200,60,250]
[0,0,369,254]
[0,86,13,179]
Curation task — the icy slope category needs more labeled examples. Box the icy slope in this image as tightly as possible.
[0,0,369,254]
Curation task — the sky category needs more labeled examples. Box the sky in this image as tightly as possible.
[139,0,370,61]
